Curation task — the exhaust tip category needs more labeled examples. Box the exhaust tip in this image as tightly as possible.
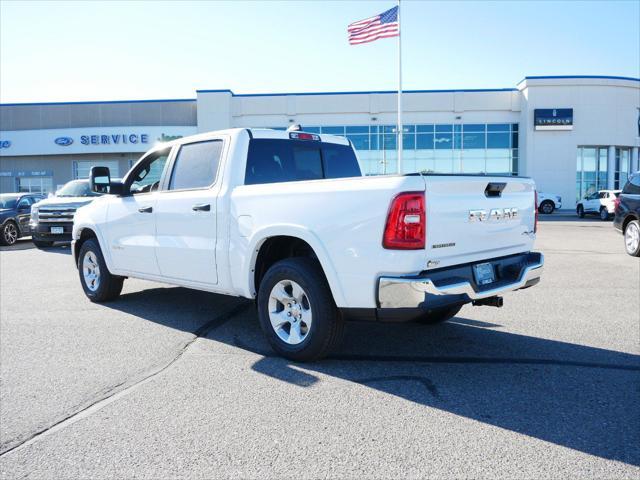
[472,296,504,308]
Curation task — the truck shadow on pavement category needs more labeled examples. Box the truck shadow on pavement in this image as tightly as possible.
[109,286,640,467]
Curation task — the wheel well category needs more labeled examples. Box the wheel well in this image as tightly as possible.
[253,236,321,295]
[74,228,98,261]
[540,199,553,205]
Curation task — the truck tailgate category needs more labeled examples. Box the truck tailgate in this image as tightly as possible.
[424,175,536,269]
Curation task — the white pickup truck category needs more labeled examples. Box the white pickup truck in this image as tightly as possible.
[73,127,543,361]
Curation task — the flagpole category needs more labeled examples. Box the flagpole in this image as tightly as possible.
[397,0,403,174]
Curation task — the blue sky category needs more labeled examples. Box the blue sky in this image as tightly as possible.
[1,0,638,103]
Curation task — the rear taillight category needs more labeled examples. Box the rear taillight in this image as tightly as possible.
[383,192,425,249]
[614,197,621,212]
[534,190,538,233]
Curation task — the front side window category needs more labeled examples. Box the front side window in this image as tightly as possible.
[129,149,170,195]
[169,140,222,190]
[17,197,32,209]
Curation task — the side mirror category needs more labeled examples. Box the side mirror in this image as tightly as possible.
[89,166,126,195]
[90,166,111,193]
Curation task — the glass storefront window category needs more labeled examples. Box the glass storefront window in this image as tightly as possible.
[270,122,519,176]
[576,147,609,201]
[463,132,485,149]
[487,132,510,149]
[345,126,368,134]
[416,134,433,149]
[434,133,452,149]
[615,147,631,189]
[17,177,53,194]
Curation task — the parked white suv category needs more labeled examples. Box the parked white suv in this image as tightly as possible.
[72,127,543,361]
[537,192,562,214]
[576,190,621,220]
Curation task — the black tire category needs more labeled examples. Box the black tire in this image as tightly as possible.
[577,205,585,218]
[624,220,640,257]
[416,304,463,325]
[33,239,54,248]
[599,207,610,221]
[77,238,124,302]
[539,200,555,214]
[0,221,19,246]
[257,257,344,362]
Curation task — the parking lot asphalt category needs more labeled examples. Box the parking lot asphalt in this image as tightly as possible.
[1,217,638,479]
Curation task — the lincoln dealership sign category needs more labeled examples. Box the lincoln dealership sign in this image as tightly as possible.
[534,108,573,130]
[0,126,197,156]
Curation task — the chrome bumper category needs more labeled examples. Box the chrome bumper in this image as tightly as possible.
[378,252,544,309]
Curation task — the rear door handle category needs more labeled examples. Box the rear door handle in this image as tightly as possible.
[138,206,153,213]
[192,203,211,212]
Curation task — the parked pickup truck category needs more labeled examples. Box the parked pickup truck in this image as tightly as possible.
[30,179,104,248]
[72,127,543,361]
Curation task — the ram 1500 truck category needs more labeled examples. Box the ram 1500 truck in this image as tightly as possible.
[72,127,543,361]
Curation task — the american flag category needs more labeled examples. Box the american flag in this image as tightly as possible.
[348,6,399,45]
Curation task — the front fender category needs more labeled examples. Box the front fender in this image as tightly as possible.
[72,205,114,272]
[243,224,346,307]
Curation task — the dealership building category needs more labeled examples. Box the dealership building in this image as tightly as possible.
[1,75,638,207]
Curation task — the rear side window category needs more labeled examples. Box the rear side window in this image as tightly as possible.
[623,174,640,195]
[169,140,222,190]
[245,139,360,185]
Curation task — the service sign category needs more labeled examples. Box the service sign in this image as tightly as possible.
[0,126,197,157]
[534,108,573,131]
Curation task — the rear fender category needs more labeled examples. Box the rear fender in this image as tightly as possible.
[245,225,346,307]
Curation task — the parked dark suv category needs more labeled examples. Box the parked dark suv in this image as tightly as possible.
[0,193,45,246]
[613,172,640,257]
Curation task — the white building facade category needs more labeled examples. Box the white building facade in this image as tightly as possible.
[1,75,639,207]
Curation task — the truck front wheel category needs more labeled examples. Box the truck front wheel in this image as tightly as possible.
[416,304,463,325]
[257,258,344,362]
[78,239,124,302]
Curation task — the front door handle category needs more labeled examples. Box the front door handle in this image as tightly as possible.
[192,203,211,212]
[138,206,153,213]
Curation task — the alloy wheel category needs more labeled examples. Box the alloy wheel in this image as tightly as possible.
[82,251,101,292]
[268,279,312,345]
[3,223,17,245]
[625,222,640,255]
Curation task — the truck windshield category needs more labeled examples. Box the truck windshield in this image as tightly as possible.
[245,139,362,185]
[56,180,102,197]
[0,195,19,209]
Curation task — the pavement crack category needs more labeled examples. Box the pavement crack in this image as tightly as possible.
[0,301,253,458]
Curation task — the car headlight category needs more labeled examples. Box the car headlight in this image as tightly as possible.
[30,206,39,222]
[556,196,562,203]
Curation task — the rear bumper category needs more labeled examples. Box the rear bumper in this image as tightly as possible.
[378,252,544,309]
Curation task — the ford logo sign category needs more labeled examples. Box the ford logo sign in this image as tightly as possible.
[55,137,73,146]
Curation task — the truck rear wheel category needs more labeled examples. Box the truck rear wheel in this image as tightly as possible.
[78,239,124,302]
[416,304,463,325]
[257,258,344,362]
